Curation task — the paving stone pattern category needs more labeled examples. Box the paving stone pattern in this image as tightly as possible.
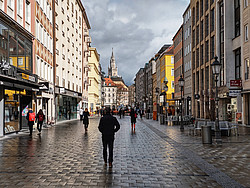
[0,116,248,187]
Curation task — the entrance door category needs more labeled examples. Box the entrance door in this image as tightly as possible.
[42,98,48,124]
[20,95,32,129]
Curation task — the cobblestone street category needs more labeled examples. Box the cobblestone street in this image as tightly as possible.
[0,116,249,187]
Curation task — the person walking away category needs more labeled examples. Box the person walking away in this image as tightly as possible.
[83,108,90,131]
[122,109,125,118]
[98,107,120,168]
[79,107,84,121]
[139,109,143,119]
[26,108,35,136]
[130,109,137,132]
[119,109,122,119]
[36,109,45,135]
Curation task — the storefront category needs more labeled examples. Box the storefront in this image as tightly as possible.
[55,87,82,122]
[0,14,39,136]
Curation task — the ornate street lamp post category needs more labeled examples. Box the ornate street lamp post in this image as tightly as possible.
[155,87,159,121]
[178,76,184,131]
[211,56,222,144]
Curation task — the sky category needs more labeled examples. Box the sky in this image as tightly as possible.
[82,0,189,86]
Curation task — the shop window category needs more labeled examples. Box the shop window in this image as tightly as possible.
[4,90,20,134]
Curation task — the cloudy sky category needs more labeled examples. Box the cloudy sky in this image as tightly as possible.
[82,0,189,85]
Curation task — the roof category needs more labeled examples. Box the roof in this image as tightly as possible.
[104,78,116,86]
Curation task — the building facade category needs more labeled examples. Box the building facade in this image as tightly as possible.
[34,0,54,124]
[0,0,40,136]
[54,0,90,121]
[242,0,250,125]
[191,0,216,120]
[103,77,117,109]
[128,84,135,107]
[183,4,192,116]
[173,26,183,116]
[159,46,175,110]
[135,68,145,109]
[88,47,101,113]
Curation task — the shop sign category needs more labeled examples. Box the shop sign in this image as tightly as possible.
[229,90,241,97]
[230,80,242,87]
[29,76,36,82]
[160,95,164,103]
[60,88,66,94]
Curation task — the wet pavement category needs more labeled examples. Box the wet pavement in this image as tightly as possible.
[0,116,249,187]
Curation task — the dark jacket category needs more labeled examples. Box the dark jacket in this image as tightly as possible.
[36,114,45,122]
[26,110,34,126]
[98,114,120,138]
[130,111,136,123]
[83,111,90,125]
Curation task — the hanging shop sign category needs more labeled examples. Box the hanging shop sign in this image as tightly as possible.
[230,80,242,87]
[229,90,241,97]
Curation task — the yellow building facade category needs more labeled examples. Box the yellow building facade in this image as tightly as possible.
[88,47,101,113]
[159,47,175,106]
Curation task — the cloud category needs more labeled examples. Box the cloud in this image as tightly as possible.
[82,0,189,85]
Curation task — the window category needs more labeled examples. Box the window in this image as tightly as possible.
[171,56,174,64]
[205,0,208,11]
[26,1,31,23]
[17,0,23,16]
[245,24,249,42]
[200,20,204,41]
[244,0,248,8]
[210,9,215,32]
[200,0,203,17]
[205,40,209,62]
[210,36,215,60]
[235,48,241,80]
[245,59,249,80]
[172,81,174,89]
[196,1,199,23]
[8,0,14,9]
[235,0,240,37]
[205,15,209,37]
[68,81,70,89]
[171,68,174,76]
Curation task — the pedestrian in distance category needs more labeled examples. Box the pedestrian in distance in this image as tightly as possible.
[79,107,84,121]
[26,108,35,136]
[36,109,45,135]
[98,107,120,168]
[119,108,122,119]
[83,108,90,132]
[122,109,125,118]
[130,109,137,132]
[139,109,143,119]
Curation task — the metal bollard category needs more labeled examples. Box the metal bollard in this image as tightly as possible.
[201,125,212,144]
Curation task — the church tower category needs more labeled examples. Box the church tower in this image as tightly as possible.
[108,48,118,77]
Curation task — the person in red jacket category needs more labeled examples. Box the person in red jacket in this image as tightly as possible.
[98,107,120,168]
[26,108,35,136]
[36,109,45,135]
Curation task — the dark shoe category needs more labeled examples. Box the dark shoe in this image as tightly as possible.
[104,162,107,167]
[109,162,112,168]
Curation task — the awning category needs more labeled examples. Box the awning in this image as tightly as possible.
[0,74,41,90]
[241,89,250,94]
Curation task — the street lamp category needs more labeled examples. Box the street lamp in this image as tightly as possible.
[178,75,184,131]
[211,56,222,144]
[155,87,159,121]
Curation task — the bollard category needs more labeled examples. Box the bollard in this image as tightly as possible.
[201,125,212,144]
